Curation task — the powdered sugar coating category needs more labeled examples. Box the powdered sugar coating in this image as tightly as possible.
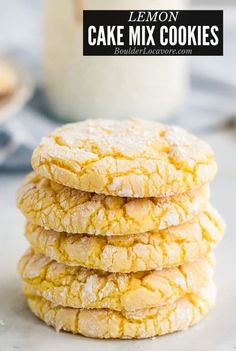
[17,172,209,236]
[31,118,217,197]
[19,249,214,312]
[26,282,216,339]
[24,206,225,273]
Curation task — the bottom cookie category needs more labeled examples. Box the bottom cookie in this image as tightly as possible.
[26,282,216,339]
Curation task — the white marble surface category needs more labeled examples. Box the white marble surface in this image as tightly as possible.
[0,129,236,351]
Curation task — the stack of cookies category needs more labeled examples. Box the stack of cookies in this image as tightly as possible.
[17,118,225,339]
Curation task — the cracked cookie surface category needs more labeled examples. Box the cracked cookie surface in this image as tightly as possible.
[25,206,225,273]
[31,118,217,198]
[25,282,216,339]
[19,250,214,312]
[17,172,209,236]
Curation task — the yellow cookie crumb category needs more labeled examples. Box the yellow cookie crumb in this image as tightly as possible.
[31,118,217,198]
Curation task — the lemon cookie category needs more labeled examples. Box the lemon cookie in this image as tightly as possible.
[25,206,224,273]
[31,118,217,198]
[19,249,214,312]
[26,282,216,339]
[17,172,209,236]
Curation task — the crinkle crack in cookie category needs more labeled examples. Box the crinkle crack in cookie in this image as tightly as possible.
[31,118,217,198]
[19,250,214,312]
[26,282,216,339]
[25,206,225,273]
[17,172,209,236]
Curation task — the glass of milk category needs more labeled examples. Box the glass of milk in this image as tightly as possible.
[43,0,189,122]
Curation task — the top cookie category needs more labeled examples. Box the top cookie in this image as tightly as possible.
[32,118,217,198]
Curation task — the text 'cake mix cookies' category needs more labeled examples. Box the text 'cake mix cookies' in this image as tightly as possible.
[17,118,225,339]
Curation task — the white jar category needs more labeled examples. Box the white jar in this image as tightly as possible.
[43,0,189,122]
